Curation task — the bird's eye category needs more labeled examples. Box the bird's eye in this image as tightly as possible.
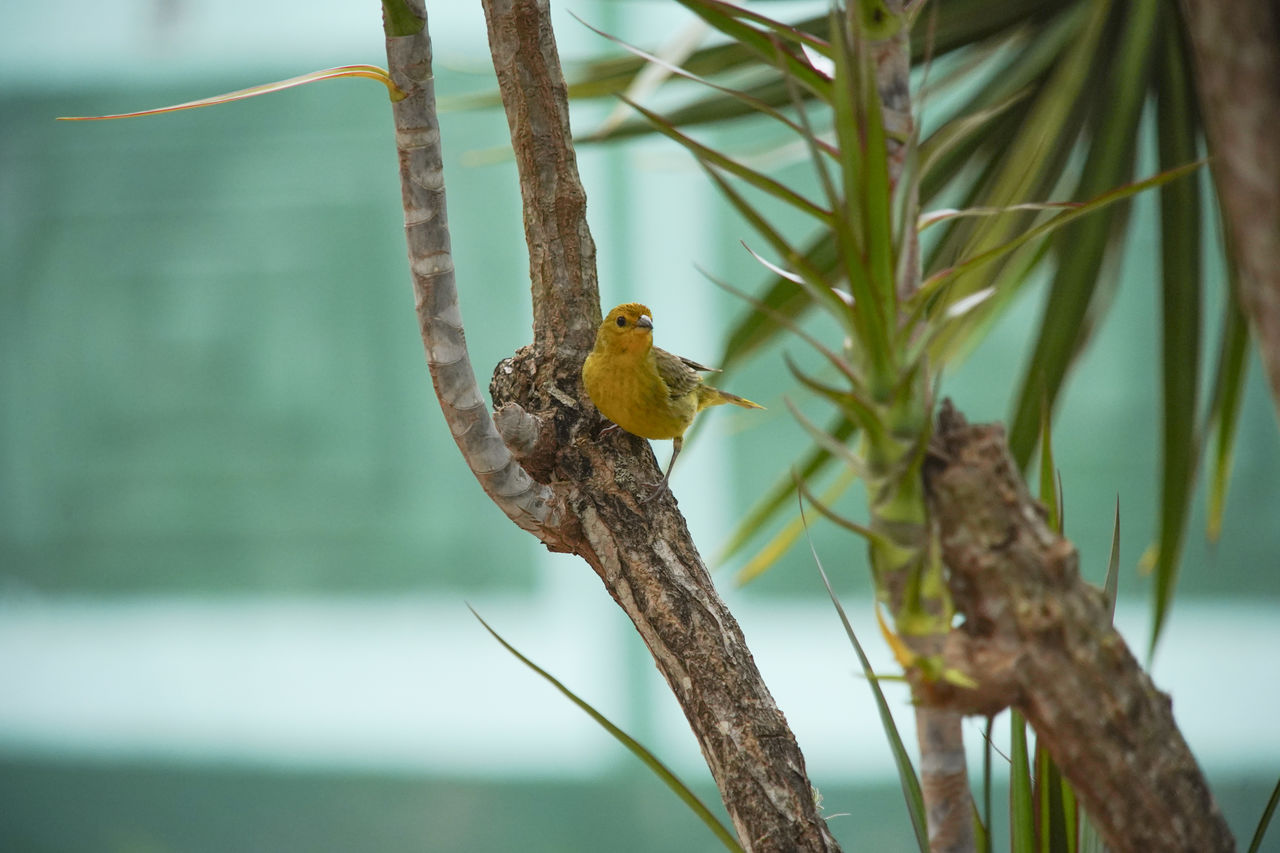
[615,316,627,327]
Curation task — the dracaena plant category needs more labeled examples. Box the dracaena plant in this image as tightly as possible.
[570,0,1245,658]
[566,0,1239,849]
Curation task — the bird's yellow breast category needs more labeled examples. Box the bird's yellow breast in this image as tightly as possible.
[583,348,697,440]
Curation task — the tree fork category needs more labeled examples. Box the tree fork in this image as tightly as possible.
[384,1,841,849]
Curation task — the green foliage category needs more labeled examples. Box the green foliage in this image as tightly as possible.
[570,0,1240,659]
[801,501,928,853]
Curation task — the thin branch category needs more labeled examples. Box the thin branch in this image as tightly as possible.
[383,0,566,545]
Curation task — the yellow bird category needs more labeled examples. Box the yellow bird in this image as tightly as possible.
[582,302,764,494]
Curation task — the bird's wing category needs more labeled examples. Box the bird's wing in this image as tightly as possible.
[652,347,708,399]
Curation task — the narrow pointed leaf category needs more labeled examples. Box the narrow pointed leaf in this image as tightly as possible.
[626,98,832,221]
[733,468,860,586]
[829,9,894,383]
[1105,498,1121,619]
[677,0,832,54]
[672,0,832,97]
[981,717,995,853]
[1150,1,1203,652]
[1007,0,1162,468]
[718,415,856,564]
[784,354,887,444]
[794,472,891,549]
[800,502,929,853]
[1246,774,1280,853]
[471,608,742,852]
[702,260,865,391]
[1038,396,1061,533]
[59,66,403,121]
[1010,710,1036,853]
[720,231,839,372]
[1205,288,1249,540]
[785,398,869,477]
[575,14,838,153]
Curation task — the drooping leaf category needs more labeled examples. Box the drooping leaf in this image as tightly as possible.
[1036,740,1078,853]
[1104,497,1121,618]
[470,608,743,852]
[1246,773,1280,853]
[1007,0,1161,468]
[718,413,856,565]
[1010,710,1036,853]
[800,501,929,853]
[1149,0,1203,652]
[672,0,832,97]
[1205,287,1249,541]
[58,65,404,121]
[626,97,832,222]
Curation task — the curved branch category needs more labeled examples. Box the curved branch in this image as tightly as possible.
[384,3,568,546]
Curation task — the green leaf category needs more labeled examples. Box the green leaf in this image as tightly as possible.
[921,160,1201,309]
[676,0,832,54]
[925,1,1103,293]
[1038,396,1061,533]
[703,259,866,393]
[794,472,892,549]
[800,502,929,853]
[573,13,839,152]
[626,97,832,222]
[1104,498,1121,619]
[672,0,832,97]
[1010,711,1036,853]
[829,8,895,388]
[1205,287,1249,541]
[784,398,870,479]
[719,231,839,373]
[1036,741,1077,853]
[981,717,995,853]
[470,608,743,852]
[912,0,1065,62]
[1149,0,1203,653]
[1246,773,1280,853]
[734,465,859,586]
[718,414,856,564]
[1007,0,1162,469]
[784,353,886,444]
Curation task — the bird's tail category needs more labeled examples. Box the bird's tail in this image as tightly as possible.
[699,386,765,411]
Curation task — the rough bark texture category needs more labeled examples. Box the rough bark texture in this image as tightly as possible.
[1180,0,1280,417]
[922,402,1234,853]
[385,1,841,850]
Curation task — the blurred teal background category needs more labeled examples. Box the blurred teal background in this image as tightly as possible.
[2,3,1278,851]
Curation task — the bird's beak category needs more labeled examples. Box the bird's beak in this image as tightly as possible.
[637,314,653,330]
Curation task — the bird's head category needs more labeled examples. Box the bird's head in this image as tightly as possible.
[595,302,654,357]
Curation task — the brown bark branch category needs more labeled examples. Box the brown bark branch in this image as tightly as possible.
[1180,0,1280,418]
[384,2,840,849]
[922,401,1234,853]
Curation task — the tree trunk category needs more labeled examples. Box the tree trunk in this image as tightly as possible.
[1180,0,1280,416]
